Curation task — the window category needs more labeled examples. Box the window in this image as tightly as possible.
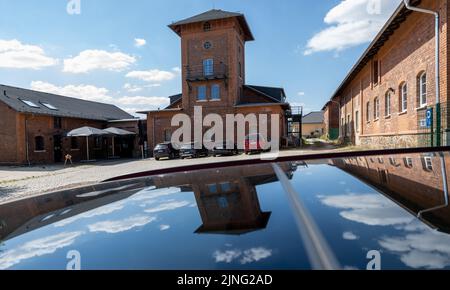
[400,83,408,112]
[385,91,391,117]
[366,102,370,122]
[378,157,384,164]
[423,156,433,171]
[164,129,172,142]
[203,41,212,49]
[404,157,413,168]
[355,111,360,133]
[21,99,40,108]
[207,184,218,194]
[346,115,351,136]
[419,72,427,107]
[197,86,207,101]
[35,136,45,151]
[203,59,214,76]
[389,157,398,166]
[70,137,79,150]
[374,97,380,119]
[94,137,102,148]
[218,196,229,208]
[220,182,232,192]
[373,60,379,85]
[41,102,58,110]
[238,62,242,78]
[54,117,62,129]
[203,22,211,31]
[211,84,221,100]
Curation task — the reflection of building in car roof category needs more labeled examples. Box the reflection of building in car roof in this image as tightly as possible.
[0,162,296,241]
[331,152,450,233]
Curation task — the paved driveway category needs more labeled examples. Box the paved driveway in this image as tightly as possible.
[0,146,339,204]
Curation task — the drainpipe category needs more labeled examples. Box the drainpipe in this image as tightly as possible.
[25,116,30,166]
[404,0,441,146]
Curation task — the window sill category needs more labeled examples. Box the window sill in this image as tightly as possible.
[70,149,80,151]
[34,150,46,153]
[399,111,408,116]
[417,106,428,111]
[196,100,208,103]
[385,115,391,119]
[210,99,221,102]
[374,118,380,122]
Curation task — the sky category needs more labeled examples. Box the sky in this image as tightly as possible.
[0,0,402,117]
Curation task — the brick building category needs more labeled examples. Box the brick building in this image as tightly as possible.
[332,152,450,232]
[139,10,291,148]
[323,0,450,148]
[0,84,135,165]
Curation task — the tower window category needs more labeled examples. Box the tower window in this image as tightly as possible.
[203,22,211,31]
[197,86,207,101]
[203,41,212,49]
[211,84,221,100]
[203,59,214,76]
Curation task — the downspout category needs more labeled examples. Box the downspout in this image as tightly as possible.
[404,0,441,146]
[25,116,30,166]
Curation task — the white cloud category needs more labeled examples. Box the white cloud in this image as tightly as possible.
[0,39,58,69]
[116,96,170,107]
[172,67,182,74]
[159,225,171,231]
[53,202,125,228]
[343,231,359,240]
[319,194,413,226]
[126,69,176,82]
[298,92,305,96]
[213,247,273,264]
[134,38,147,47]
[304,0,401,55]
[63,49,136,73]
[144,200,191,214]
[88,215,155,234]
[379,221,450,269]
[31,81,114,103]
[0,231,83,270]
[123,83,143,93]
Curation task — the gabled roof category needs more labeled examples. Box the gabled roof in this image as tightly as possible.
[169,9,254,41]
[244,85,286,103]
[0,84,133,121]
[169,93,182,105]
[328,0,421,102]
[302,111,324,124]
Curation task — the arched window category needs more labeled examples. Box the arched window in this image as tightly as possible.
[374,97,380,119]
[400,82,408,112]
[418,72,427,107]
[385,90,392,117]
[203,22,211,31]
[35,136,45,151]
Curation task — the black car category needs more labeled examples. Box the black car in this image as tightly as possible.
[153,142,179,161]
[180,142,209,159]
[210,140,239,157]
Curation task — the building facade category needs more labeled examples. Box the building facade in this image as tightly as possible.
[0,84,135,165]
[140,10,291,149]
[324,0,449,148]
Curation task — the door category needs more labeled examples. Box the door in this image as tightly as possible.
[53,135,63,162]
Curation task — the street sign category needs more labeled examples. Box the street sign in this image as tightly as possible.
[426,108,433,128]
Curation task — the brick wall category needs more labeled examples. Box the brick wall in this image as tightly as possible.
[334,0,448,148]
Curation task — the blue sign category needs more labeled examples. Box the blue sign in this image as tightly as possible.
[426,108,433,128]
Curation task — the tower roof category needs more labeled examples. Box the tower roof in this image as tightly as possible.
[169,9,254,41]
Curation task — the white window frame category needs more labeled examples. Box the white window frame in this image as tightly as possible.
[374,97,380,119]
[424,157,433,171]
[419,72,427,108]
[385,91,391,117]
[401,83,408,112]
[203,59,214,76]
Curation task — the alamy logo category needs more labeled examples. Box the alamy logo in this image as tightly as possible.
[67,0,81,15]
[66,250,81,270]
[366,250,381,270]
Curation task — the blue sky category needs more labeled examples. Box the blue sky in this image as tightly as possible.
[0,0,401,116]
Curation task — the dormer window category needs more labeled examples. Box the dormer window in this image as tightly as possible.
[203,22,211,31]
[41,102,58,110]
[20,99,40,108]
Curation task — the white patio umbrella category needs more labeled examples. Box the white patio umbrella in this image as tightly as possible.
[67,127,109,161]
[103,127,136,158]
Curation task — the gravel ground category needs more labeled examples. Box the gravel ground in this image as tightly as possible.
[0,146,338,204]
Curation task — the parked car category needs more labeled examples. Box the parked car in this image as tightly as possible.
[180,142,209,159]
[211,140,239,157]
[244,133,268,154]
[153,142,179,161]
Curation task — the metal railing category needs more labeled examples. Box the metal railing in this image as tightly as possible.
[185,63,228,81]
